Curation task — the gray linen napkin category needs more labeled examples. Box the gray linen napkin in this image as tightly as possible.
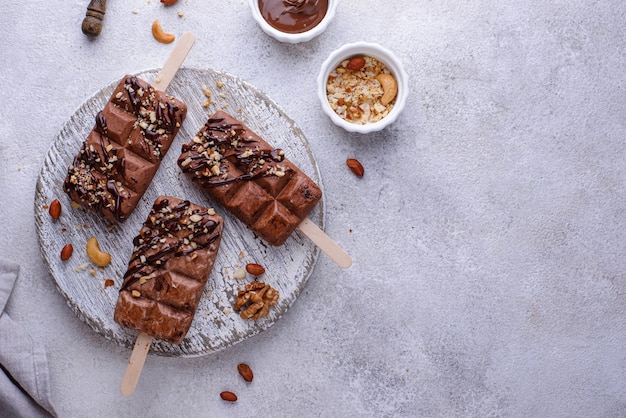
[0,259,57,418]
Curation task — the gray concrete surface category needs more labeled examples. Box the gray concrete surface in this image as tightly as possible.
[1,0,625,416]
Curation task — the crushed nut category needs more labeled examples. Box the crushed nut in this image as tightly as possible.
[326,55,396,124]
[233,267,246,280]
[234,281,279,320]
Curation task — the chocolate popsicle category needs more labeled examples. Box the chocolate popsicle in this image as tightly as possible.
[177,110,322,246]
[64,75,187,222]
[114,196,223,344]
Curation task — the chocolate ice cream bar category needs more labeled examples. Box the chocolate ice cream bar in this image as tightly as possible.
[114,196,223,344]
[177,110,322,246]
[64,75,187,222]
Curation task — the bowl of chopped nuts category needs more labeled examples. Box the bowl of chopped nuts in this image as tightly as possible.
[317,42,409,133]
[249,0,338,44]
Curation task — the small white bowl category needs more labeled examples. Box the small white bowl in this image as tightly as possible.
[249,0,338,44]
[317,42,409,133]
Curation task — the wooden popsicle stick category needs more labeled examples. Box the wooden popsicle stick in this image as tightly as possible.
[298,217,352,269]
[120,33,196,397]
[120,332,153,396]
[152,32,196,92]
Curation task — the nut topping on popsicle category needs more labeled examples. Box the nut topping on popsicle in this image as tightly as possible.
[178,110,322,246]
[114,196,223,344]
[64,75,187,222]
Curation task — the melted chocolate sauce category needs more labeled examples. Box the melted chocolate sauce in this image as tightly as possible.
[124,76,143,114]
[106,179,124,221]
[95,111,107,134]
[157,101,179,131]
[258,0,328,34]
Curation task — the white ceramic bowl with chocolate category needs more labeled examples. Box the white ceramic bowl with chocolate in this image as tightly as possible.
[317,42,409,133]
[249,0,338,44]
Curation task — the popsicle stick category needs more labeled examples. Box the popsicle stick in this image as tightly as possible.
[120,32,195,397]
[152,31,196,91]
[120,332,153,396]
[298,217,352,269]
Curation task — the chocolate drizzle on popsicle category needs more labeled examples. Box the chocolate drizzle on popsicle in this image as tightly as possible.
[63,75,187,222]
[95,111,108,134]
[177,110,322,246]
[258,0,328,34]
[179,117,289,187]
[120,198,222,291]
[114,196,224,345]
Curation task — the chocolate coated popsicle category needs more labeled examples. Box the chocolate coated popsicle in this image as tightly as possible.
[177,110,322,246]
[114,196,223,344]
[64,75,187,222]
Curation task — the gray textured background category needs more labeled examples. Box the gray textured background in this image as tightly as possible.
[1,0,626,416]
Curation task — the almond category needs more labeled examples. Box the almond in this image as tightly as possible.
[246,263,265,276]
[346,56,366,71]
[220,391,237,402]
[346,158,364,177]
[60,244,73,261]
[49,199,62,219]
[237,363,254,382]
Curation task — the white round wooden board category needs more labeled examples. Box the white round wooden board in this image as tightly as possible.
[35,68,324,357]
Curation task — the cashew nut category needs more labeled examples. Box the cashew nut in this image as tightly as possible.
[151,20,175,44]
[86,237,112,267]
[376,74,398,106]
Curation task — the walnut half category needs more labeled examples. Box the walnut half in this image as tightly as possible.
[234,281,279,320]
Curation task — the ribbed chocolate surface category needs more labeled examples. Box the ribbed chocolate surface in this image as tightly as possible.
[178,110,321,245]
[114,196,223,344]
[64,75,187,222]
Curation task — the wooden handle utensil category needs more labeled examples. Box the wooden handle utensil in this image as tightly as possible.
[82,0,107,37]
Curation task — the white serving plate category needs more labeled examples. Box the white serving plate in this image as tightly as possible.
[35,68,324,357]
